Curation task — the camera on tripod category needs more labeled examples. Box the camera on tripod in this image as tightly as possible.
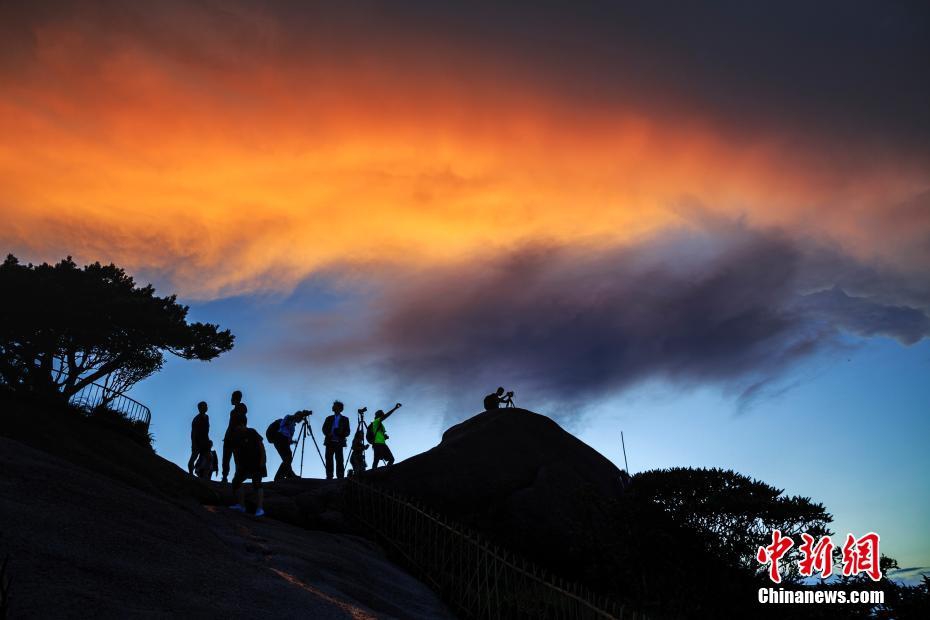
[502,390,515,408]
[357,407,368,414]
[295,409,312,419]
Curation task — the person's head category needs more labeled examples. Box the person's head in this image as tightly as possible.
[375,409,385,419]
[332,400,344,414]
[231,390,242,405]
[496,387,505,396]
[197,401,208,414]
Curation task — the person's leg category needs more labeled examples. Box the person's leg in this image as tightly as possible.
[282,440,296,478]
[382,444,395,467]
[188,442,198,474]
[193,449,204,478]
[335,446,345,479]
[325,444,335,479]
[253,478,265,516]
[230,474,246,510]
[195,443,212,477]
[273,439,291,481]
[221,438,232,482]
[372,444,383,469]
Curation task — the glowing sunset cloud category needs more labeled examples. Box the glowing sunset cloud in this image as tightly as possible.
[1,1,927,296]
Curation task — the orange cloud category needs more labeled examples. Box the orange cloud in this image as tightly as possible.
[1,6,927,297]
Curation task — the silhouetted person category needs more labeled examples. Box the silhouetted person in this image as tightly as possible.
[349,428,368,476]
[210,447,218,478]
[369,403,401,469]
[266,410,311,481]
[193,439,215,479]
[484,387,506,410]
[322,401,350,479]
[188,401,210,475]
[221,390,248,483]
[228,418,266,517]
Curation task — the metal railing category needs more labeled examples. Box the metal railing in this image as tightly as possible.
[68,380,152,430]
[343,478,646,620]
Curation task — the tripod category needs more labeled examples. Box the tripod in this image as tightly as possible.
[346,411,369,477]
[292,418,325,477]
[503,393,516,408]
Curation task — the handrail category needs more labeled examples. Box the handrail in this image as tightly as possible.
[68,380,152,431]
[46,355,152,430]
[343,478,646,620]
[0,355,153,430]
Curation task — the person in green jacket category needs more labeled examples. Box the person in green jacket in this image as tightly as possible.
[369,402,401,469]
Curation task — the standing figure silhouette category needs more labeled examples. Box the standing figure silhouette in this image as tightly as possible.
[370,403,401,469]
[187,401,210,476]
[322,401,350,479]
[222,390,247,483]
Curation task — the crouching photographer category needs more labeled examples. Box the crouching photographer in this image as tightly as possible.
[483,387,515,410]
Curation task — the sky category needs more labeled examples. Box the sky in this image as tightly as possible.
[1,1,928,576]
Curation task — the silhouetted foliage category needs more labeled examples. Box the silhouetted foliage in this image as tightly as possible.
[767,556,929,619]
[84,403,155,450]
[634,466,833,581]
[581,484,758,618]
[612,468,930,618]
[0,254,233,400]
[877,571,930,619]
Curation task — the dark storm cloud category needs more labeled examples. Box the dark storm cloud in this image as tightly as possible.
[279,0,925,156]
[330,221,930,410]
[3,0,929,157]
[388,0,930,156]
[294,0,924,156]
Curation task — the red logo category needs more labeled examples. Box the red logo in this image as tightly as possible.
[841,532,881,581]
[756,529,794,583]
[798,534,834,578]
[757,531,881,583]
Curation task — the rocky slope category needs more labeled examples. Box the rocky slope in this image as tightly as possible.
[0,396,451,619]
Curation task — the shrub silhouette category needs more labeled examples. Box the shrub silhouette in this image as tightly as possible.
[634,466,832,581]
[82,403,155,450]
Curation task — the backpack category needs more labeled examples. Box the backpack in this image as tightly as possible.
[266,419,282,443]
[237,428,264,464]
[366,420,377,444]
